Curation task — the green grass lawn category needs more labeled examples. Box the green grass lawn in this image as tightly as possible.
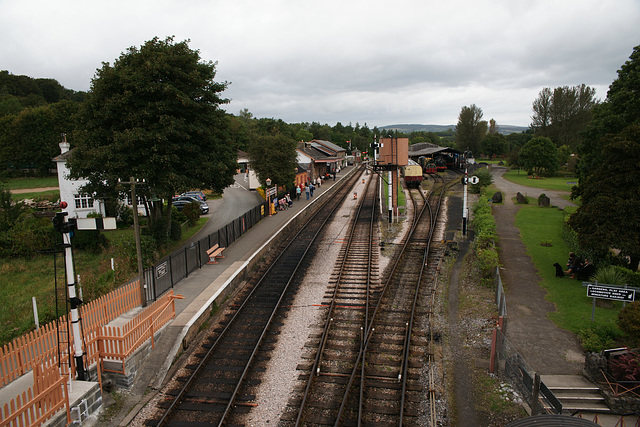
[4,176,59,190]
[502,169,578,192]
[11,189,60,201]
[0,216,209,346]
[514,205,621,334]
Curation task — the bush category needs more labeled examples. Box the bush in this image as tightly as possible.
[72,229,109,253]
[609,350,640,382]
[618,301,640,347]
[172,206,187,224]
[471,196,500,285]
[476,247,500,278]
[116,205,134,228]
[0,212,56,258]
[469,167,493,194]
[182,202,200,227]
[170,220,182,241]
[578,326,622,352]
[592,265,627,287]
[115,234,157,269]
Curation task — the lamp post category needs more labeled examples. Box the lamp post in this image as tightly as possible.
[266,178,272,216]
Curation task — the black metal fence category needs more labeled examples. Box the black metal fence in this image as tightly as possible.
[143,202,267,301]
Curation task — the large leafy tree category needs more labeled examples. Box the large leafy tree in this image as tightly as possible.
[569,125,640,270]
[455,104,487,156]
[247,133,297,191]
[0,100,78,173]
[569,45,640,270]
[480,133,508,158]
[518,136,558,176]
[531,84,597,149]
[69,37,235,234]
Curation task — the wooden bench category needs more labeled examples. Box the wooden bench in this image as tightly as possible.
[206,244,225,264]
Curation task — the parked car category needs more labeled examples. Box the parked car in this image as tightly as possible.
[172,196,209,214]
[182,191,207,201]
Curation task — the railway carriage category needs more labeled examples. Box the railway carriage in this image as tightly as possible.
[403,163,424,187]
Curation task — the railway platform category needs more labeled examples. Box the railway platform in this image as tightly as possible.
[91,166,359,426]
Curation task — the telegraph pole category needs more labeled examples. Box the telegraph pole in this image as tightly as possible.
[119,177,147,307]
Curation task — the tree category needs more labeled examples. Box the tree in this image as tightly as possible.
[569,45,640,270]
[569,124,640,270]
[455,104,487,156]
[578,45,640,179]
[531,84,598,149]
[247,133,297,191]
[69,37,235,236]
[480,133,508,158]
[518,136,558,176]
[531,87,552,134]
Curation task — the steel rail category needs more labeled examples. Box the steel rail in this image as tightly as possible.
[399,173,447,425]
[155,167,363,426]
[334,174,450,426]
[294,172,378,427]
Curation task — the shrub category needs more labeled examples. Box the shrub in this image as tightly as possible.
[469,167,493,194]
[172,206,187,224]
[618,301,640,347]
[592,265,627,286]
[476,247,500,277]
[170,220,182,241]
[115,234,157,269]
[471,196,500,286]
[116,205,134,228]
[578,326,622,352]
[0,212,56,258]
[72,230,109,253]
[182,202,200,227]
[611,265,640,288]
[609,350,640,382]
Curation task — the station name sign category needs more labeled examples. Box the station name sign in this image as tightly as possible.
[586,284,635,302]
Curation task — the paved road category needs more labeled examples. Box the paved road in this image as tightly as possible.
[185,174,263,245]
[491,166,577,209]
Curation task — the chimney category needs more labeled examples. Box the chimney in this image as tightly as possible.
[59,133,69,154]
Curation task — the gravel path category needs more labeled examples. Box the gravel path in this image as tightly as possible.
[490,166,584,375]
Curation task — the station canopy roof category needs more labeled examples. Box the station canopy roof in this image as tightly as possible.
[408,142,461,157]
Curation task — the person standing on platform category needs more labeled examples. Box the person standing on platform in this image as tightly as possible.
[296,185,301,200]
[305,184,310,200]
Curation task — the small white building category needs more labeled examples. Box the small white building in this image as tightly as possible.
[53,140,106,219]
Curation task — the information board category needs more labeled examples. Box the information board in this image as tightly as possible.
[587,284,635,302]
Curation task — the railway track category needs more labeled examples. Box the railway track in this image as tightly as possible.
[284,172,453,426]
[146,167,364,426]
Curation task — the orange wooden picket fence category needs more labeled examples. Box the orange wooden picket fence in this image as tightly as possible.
[100,291,180,374]
[0,280,179,427]
[1,361,70,427]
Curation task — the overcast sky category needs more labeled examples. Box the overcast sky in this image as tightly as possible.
[1,0,638,128]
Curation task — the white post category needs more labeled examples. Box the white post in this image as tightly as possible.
[60,215,86,380]
[463,167,468,236]
[388,170,393,224]
[32,297,39,330]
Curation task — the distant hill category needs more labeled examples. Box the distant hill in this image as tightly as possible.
[380,123,529,135]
